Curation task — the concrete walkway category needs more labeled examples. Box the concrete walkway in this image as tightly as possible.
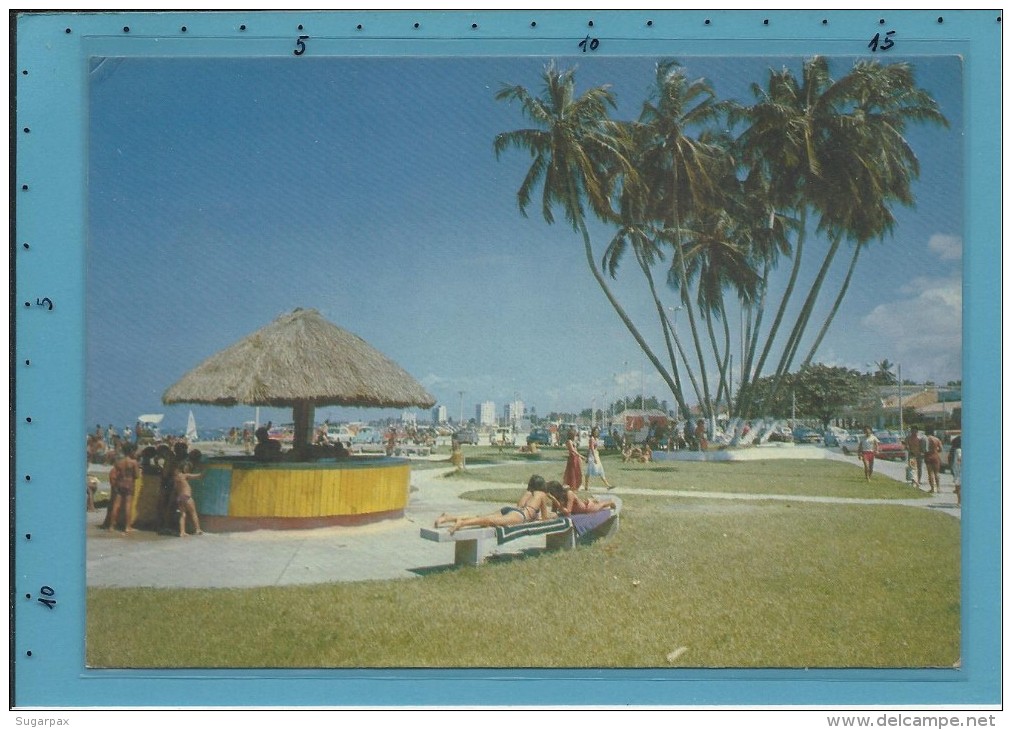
[86,452,960,589]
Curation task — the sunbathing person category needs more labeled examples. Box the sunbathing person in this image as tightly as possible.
[546,480,616,516]
[434,474,555,534]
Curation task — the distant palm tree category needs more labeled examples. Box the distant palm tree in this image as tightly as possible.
[874,359,897,385]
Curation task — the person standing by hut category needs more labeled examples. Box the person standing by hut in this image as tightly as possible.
[563,429,583,491]
[106,442,141,533]
[172,450,204,537]
[386,425,398,457]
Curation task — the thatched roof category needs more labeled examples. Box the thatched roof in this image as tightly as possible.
[163,308,436,409]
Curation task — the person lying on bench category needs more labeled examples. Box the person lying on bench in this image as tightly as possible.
[546,480,616,516]
[434,474,555,534]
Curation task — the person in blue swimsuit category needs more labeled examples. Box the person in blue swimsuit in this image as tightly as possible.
[434,475,555,534]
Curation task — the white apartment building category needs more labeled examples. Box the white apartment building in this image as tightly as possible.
[477,401,497,427]
[507,399,525,424]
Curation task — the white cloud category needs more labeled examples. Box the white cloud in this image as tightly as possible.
[860,273,962,382]
[928,234,962,261]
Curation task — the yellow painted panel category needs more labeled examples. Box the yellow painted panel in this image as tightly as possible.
[226,462,409,518]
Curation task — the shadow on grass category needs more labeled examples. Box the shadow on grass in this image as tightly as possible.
[408,549,545,576]
[407,564,463,577]
[486,548,546,564]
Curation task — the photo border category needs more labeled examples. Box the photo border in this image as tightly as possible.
[12,9,1001,707]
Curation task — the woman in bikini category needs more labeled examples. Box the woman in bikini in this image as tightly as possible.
[546,480,616,516]
[434,474,555,534]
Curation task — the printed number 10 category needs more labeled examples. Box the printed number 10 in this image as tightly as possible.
[579,35,600,52]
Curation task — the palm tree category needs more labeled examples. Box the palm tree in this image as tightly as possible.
[493,62,685,407]
[675,139,764,416]
[733,58,838,415]
[799,61,948,366]
[874,359,897,385]
[734,174,798,415]
[637,60,730,424]
[734,57,945,414]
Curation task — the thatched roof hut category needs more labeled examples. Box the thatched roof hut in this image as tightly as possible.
[163,308,435,452]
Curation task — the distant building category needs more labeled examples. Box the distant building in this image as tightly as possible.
[477,401,496,427]
[432,405,447,424]
[401,411,417,427]
[507,399,525,425]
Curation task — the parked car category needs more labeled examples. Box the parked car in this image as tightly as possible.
[823,427,849,447]
[490,427,516,448]
[351,427,383,445]
[875,433,907,461]
[326,425,355,446]
[527,428,552,446]
[767,425,794,443]
[793,426,824,444]
[454,427,479,446]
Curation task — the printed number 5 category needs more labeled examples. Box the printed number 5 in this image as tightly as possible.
[294,35,309,56]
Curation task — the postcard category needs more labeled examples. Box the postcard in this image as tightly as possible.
[13,9,1001,709]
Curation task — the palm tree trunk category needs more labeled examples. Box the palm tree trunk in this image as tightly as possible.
[575,216,683,409]
[747,208,807,392]
[675,253,714,423]
[666,312,705,417]
[706,308,723,406]
[773,231,843,378]
[704,306,728,409]
[720,303,733,416]
[638,249,694,417]
[762,232,843,410]
[669,172,713,423]
[802,242,862,367]
[738,265,767,417]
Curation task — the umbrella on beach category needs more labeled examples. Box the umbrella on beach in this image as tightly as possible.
[162,308,435,451]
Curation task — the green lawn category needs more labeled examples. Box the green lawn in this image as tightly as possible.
[447,455,928,500]
[87,493,959,668]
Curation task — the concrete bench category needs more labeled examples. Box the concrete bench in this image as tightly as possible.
[420,499,621,567]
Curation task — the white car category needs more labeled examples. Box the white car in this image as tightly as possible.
[326,425,355,446]
[351,427,384,445]
[490,427,516,447]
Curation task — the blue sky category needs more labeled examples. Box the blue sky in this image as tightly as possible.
[87,54,963,432]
